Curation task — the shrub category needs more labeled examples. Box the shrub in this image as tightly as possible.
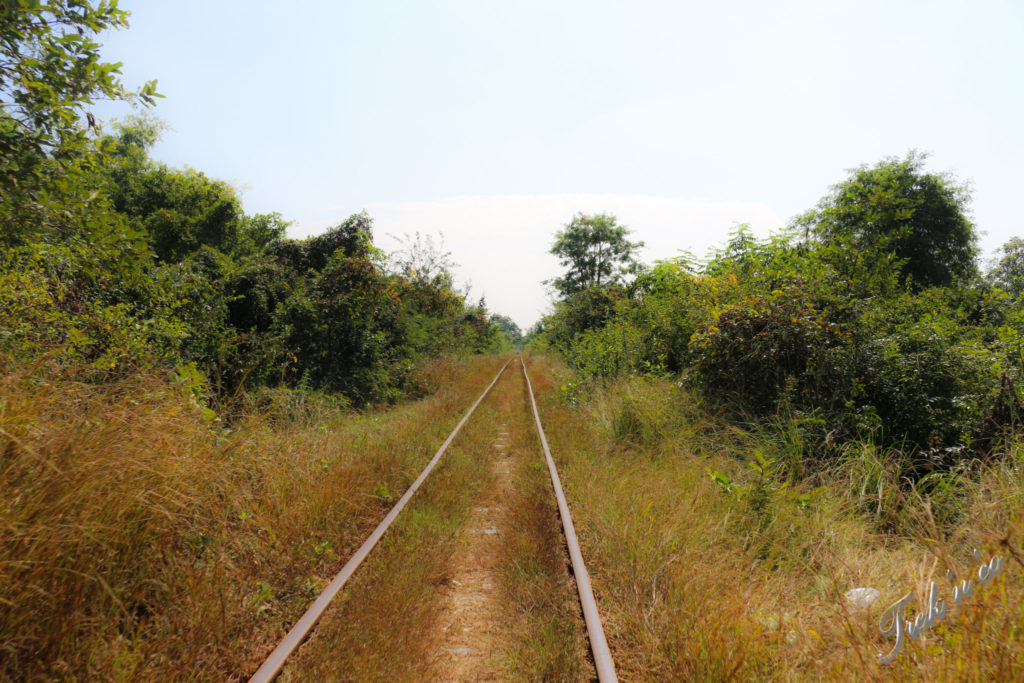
[688,284,840,413]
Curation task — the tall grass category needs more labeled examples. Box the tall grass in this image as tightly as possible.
[285,356,593,680]
[0,353,508,680]
[526,354,1024,680]
[492,361,590,680]
[279,376,507,680]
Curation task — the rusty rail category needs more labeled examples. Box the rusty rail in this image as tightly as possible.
[249,357,514,683]
[521,356,618,682]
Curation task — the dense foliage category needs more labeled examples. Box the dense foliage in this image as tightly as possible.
[0,3,515,408]
[532,154,1023,476]
[1,117,515,405]
[799,151,978,291]
[547,212,643,298]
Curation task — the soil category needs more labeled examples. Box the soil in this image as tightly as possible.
[431,416,517,681]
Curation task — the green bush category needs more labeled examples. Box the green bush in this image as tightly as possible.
[688,283,840,413]
[538,204,1023,474]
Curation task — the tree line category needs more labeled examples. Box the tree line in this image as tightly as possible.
[531,152,1024,477]
[0,1,518,409]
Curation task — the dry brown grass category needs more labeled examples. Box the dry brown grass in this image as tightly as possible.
[524,354,1024,681]
[488,360,591,681]
[279,369,508,680]
[278,355,592,681]
[11,348,1024,681]
[0,353,509,681]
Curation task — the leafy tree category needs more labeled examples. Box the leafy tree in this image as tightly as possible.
[544,285,628,350]
[107,164,244,261]
[689,283,841,414]
[0,1,159,243]
[531,156,1022,475]
[990,237,1024,299]
[281,247,401,402]
[799,152,977,290]
[628,260,742,373]
[0,2,513,408]
[489,314,522,347]
[238,212,290,253]
[457,297,502,354]
[302,212,375,268]
[548,213,644,298]
[0,0,158,156]
[94,117,247,262]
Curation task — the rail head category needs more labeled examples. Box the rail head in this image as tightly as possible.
[248,357,514,683]
[520,356,618,683]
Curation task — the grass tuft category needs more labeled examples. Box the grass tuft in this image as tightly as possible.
[526,354,1024,680]
[0,353,508,680]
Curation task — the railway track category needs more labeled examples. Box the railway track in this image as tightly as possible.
[248,356,616,682]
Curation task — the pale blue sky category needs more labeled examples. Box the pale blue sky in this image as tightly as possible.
[97,1,1024,328]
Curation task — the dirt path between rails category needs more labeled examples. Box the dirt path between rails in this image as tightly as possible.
[431,380,520,680]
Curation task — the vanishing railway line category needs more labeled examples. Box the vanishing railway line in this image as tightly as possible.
[249,356,616,682]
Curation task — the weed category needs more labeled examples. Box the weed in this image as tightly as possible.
[527,355,1024,680]
[0,352,509,680]
[497,364,590,679]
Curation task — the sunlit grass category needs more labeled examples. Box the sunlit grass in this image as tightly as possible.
[526,354,1024,681]
[10,349,1024,680]
[280,376,506,680]
[0,353,508,680]
[494,364,590,681]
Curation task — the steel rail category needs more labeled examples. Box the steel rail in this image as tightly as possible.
[249,357,514,683]
[520,357,618,682]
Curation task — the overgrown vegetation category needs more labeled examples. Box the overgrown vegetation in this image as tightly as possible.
[526,156,1024,677]
[1,111,517,406]
[0,6,522,678]
[0,354,513,679]
[532,155,1024,478]
[8,1,1024,678]
[0,2,517,411]
[526,355,1024,680]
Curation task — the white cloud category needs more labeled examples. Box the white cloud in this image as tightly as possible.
[292,194,793,330]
